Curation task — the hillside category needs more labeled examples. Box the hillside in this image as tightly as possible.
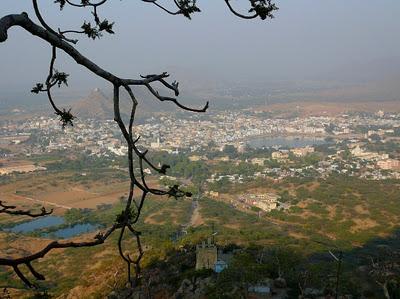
[70,87,184,120]
[71,88,118,120]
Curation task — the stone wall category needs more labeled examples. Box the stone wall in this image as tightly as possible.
[195,242,217,270]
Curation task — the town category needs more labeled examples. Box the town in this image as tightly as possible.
[1,108,400,215]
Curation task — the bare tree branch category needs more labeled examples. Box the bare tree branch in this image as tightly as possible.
[141,0,182,16]
[0,201,53,218]
[0,0,276,288]
[224,0,278,20]
[0,224,119,288]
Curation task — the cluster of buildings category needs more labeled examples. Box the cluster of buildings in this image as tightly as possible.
[0,110,399,181]
[0,117,127,157]
[0,110,399,156]
[377,159,400,170]
[349,145,388,161]
[134,110,400,152]
[203,138,400,188]
[271,146,315,161]
[207,190,284,212]
[238,193,281,212]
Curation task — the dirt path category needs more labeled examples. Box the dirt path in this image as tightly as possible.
[189,200,203,227]
[12,194,72,210]
[71,186,100,195]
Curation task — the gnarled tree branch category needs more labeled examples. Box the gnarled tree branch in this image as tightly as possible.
[0,0,276,289]
[0,201,53,218]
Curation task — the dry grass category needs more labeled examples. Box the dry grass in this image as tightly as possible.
[350,218,378,233]
[354,204,370,215]
[0,173,160,212]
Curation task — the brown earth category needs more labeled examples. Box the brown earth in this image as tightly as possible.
[0,176,159,212]
[350,218,378,233]
[354,204,370,215]
[190,204,204,227]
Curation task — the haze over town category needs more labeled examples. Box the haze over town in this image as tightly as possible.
[1,0,400,110]
[1,1,400,298]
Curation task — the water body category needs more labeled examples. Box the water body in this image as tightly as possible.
[45,223,98,239]
[6,216,98,238]
[247,136,326,149]
[8,216,64,233]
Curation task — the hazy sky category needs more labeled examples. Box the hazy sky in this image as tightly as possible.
[1,0,400,102]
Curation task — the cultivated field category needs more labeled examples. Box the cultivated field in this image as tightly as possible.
[0,170,159,213]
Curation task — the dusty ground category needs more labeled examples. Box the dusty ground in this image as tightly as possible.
[190,204,204,227]
[354,204,370,215]
[0,175,159,211]
[350,218,378,233]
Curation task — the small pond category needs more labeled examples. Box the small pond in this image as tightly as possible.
[44,223,98,239]
[4,216,99,239]
[7,216,64,233]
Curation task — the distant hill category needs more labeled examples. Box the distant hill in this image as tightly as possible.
[70,86,201,120]
[71,88,118,119]
[3,60,400,117]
